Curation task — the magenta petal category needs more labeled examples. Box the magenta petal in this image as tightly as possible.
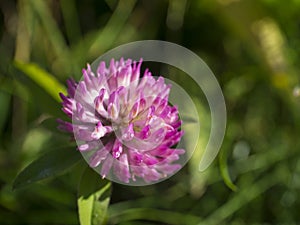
[140,125,151,139]
[129,149,143,165]
[66,79,77,97]
[100,156,113,178]
[95,90,108,118]
[112,139,123,159]
[156,99,167,114]
[143,154,159,165]
[107,91,120,120]
[57,119,73,132]
[90,148,109,167]
[97,61,106,76]
[113,154,130,183]
[157,164,181,174]
[78,144,89,151]
[58,58,185,183]
[143,168,161,182]
[117,66,131,87]
[122,123,134,141]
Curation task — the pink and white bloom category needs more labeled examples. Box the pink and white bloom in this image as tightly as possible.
[58,58,184,183]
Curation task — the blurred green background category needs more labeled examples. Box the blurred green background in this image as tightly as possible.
[1,0,300,224]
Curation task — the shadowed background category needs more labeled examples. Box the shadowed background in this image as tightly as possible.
[0,0,300,224]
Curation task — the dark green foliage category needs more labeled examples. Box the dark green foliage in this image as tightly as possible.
[0,0,300,224]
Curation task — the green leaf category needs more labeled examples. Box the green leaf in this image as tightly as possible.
[0,91,11,133]
[87,0,136,58]
[219,148,238,192]
[199,167,287,225]
[108,208,201,225]
[13,146,82,190]
[29,0,68,59]
[59,0,81,45]
[78,167,111,225]
[13,61,66,102]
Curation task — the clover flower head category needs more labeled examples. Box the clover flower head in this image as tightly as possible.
[58,58,184,184]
